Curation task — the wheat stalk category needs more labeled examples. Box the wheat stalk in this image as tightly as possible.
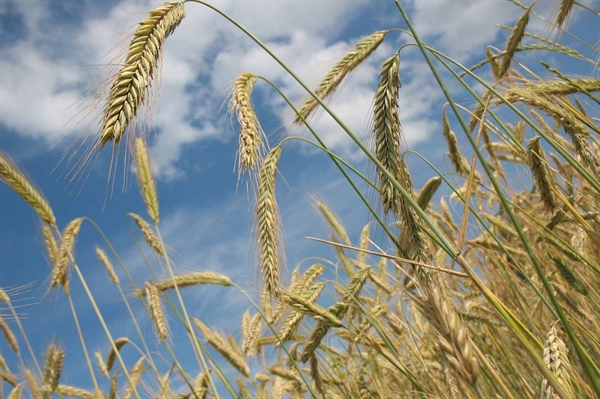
[0,152,56,226]
[99,1,185,148]
[294,30,388,124]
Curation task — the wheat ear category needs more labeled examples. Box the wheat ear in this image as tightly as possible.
[540,323,574,399]
[99,2,185,148]
[526,137,557,212]
[554,0,575,28]
[134,137,159,224]
[0,152,56,226]
[95,247,120,286]
[105,337,129,373]
[128,213,165,256]
[257,146,283,299]
[498,4,532,78]
[294,30,388,124]
[146,281,168,340]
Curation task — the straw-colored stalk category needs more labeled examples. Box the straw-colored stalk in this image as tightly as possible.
[99,2,186,148]
[230,72,264,174]
[294,30,388,124]
[0,152,56,226]
[134,137,159,224]
[257,146,283,300]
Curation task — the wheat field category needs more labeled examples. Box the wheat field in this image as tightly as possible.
[0,0,599,398]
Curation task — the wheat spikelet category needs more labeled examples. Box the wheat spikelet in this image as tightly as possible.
[242,313,262,356]
[373,53,404,216]
[540,323,574,399]
[0,316,18,354]
[94,351,109,379]
[106,337,129,372]
[42,225,59,268]
[0,152,56,226]
[230,72,264,174]
[95,247,120,286]
[123,357,145,399]
[128,213,165,256]
[99,1,186,148]
[257,146,283,299]
[278,289,343,327]
[193,318,250,377]
[53,385,96,399]
[278,282,327,344]
[134,137,159,224]
[294,30,388,124]
[52,218,84,293]
[7,383,22,399]
[146,281,168,340]
[526,137,557,212]
[498,4,531,78]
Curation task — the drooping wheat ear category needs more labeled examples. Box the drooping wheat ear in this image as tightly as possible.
[42,343,56,389]
[95,247,120,286]
[134,137,159,224]
[230,72,265,174]
[356,223,370,267]
[417,177,442,211]
[94,351,109,379]
[486,47,501,79]
[373,53,404,216]
[145,281,168,340]
[53,385,96,399]
[315,200,351,245]
[498,4,531,79]
[294,30,388,124]
[525,78,600,97]
[526,137,557,212]
[99,2,186,148]
[300,267,370,362]
[468,91,493,132]
[554,0,575,29]
[540,323,574,399]
[0,288,9,304]
[242,313,262,356]
[268,366,303,385]
[135,271,231,297]
[193,318,250,377]
[52,218,84,293]
[106,337,129,373]
[128,213,165,256]
[25,368,42,399]
[257,146,283,299]
[442,108,469,176]
[0,152,56,226]
[42,224,59,268]
[123,357,145,399]
[193,372,210,399]
[279,282,327,344]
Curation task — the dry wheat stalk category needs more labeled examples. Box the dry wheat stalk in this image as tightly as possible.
[146,281,168,340]
[498,4,531,78]
[51,218,84,293]
[294,30,388,124]
[373,53,404,216]
[135,271,231,296]
[99,1,185,148]
[527,137,557,212]
[193,318,250,377]
[95,247,120,286]
[0,152,56,225]
[134,137,159,224]
[257,146,283,300]
[230,72,264,174]
[0,316,18,354]
[106,337,129,372]
[128,213,165,256]
[540,323,574,399]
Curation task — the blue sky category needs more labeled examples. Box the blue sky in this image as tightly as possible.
[0,0,598,394]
